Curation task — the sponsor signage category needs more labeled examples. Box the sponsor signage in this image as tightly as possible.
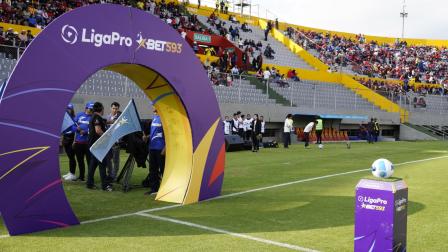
[193,33,212,43]
[354,179,408,252]
[61,25,183,54]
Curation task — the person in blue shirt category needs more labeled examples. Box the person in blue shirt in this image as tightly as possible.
[69,102,94,181]
[144,107,165,195]
[61,104,77,181]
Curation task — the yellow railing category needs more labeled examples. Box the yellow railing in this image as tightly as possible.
[0,22,41,36]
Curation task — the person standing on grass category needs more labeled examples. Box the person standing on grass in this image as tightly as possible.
[66,102,93,181]
[315,117,323,145]
[238,114,245,138]
[87,102,113,192]
[304,120,316,148]
[106,102,121,182]
[260,115,265,145]
[223,116,231,135]
[244,114,253,141]
[283,114,293,148]
[61,104,77,181]
[231,113,238,135]
[367,118,374,144]
[144,107,166,195]
[373,118,380,142]
[251,114,262,152]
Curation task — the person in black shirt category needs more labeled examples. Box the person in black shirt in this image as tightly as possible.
[251,114,262,152]
[86,102,112,191]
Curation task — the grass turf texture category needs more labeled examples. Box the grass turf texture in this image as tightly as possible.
[0,141,447,251]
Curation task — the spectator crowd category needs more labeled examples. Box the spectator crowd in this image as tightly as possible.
[0,0,208,46]
[286,27,448,86]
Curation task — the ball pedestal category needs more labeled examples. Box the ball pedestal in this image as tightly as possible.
[354,179,408,252]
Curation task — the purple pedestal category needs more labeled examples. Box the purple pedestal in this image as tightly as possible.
[354,179,408,252]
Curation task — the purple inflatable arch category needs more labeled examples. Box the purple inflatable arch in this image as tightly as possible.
[0,4,225,235]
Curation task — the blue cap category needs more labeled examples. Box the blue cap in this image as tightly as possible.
[85,101,94,109]
[67,103,74,110]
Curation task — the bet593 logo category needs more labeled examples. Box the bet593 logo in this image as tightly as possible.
[61,25,182,54]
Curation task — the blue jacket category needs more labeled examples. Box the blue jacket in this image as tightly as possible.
[149,115,165,150]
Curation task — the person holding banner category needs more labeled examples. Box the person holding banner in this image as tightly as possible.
[86,102,113,192]
[144,107,165,195]
[89,99,143,190]
[61,104,77,181]
[106,102,122,182]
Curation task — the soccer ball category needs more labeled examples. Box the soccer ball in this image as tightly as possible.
[371,158,394,178]
[318,144,324,149]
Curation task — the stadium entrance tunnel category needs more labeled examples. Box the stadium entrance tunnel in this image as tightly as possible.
[0,4,225,236]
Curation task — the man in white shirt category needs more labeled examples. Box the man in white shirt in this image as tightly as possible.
[283,114,293,148]
[232,113,239,135]
[243,114,253,140]
[303,120,316,148]
[237,113,244,138]
[223,116,231,135]
[260,115,265,145]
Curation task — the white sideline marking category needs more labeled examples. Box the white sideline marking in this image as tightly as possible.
[136,212,318,252]
[209,155,448,201]
[80,155,448,224]
[1,155,446,240]
[81,204,181,225]
[0,234,9,238]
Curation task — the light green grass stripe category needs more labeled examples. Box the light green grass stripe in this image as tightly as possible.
[61,154,448,227]
[209,155,448,201]
[136,212,319,252]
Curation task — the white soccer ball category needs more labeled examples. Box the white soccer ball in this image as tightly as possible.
[318,144,324,149]
[371,158,394,178]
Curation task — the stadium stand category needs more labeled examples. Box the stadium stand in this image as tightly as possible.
[1,0,447,134]
[287,27,448,86]
[196,14,314,69]
[271,80,382,112]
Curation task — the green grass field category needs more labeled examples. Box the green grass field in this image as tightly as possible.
[1,141,447,251]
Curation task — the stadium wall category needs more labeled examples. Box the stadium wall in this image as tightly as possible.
[399,124,438,141]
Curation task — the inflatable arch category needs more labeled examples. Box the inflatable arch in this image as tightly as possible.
[0,4,225,235]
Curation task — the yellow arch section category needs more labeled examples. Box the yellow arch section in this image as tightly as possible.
[106,64,192,204]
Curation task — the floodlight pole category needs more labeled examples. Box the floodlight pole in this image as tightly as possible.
[400,1,408,39]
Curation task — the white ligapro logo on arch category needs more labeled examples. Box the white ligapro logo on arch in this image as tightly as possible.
[61,25,78,44]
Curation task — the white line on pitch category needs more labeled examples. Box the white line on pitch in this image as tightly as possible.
[75,155,448,225]
[136,212,318,252]
[208,155,448,201]
[80,204,181,225]
[0,234,9,238]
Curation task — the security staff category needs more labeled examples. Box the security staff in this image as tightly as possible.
[315,117,323,145]
[62,104,77,181]
[86,102,112,191]
[373,118,380,142]
[145,107,166,195]
[71,102,94,181]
